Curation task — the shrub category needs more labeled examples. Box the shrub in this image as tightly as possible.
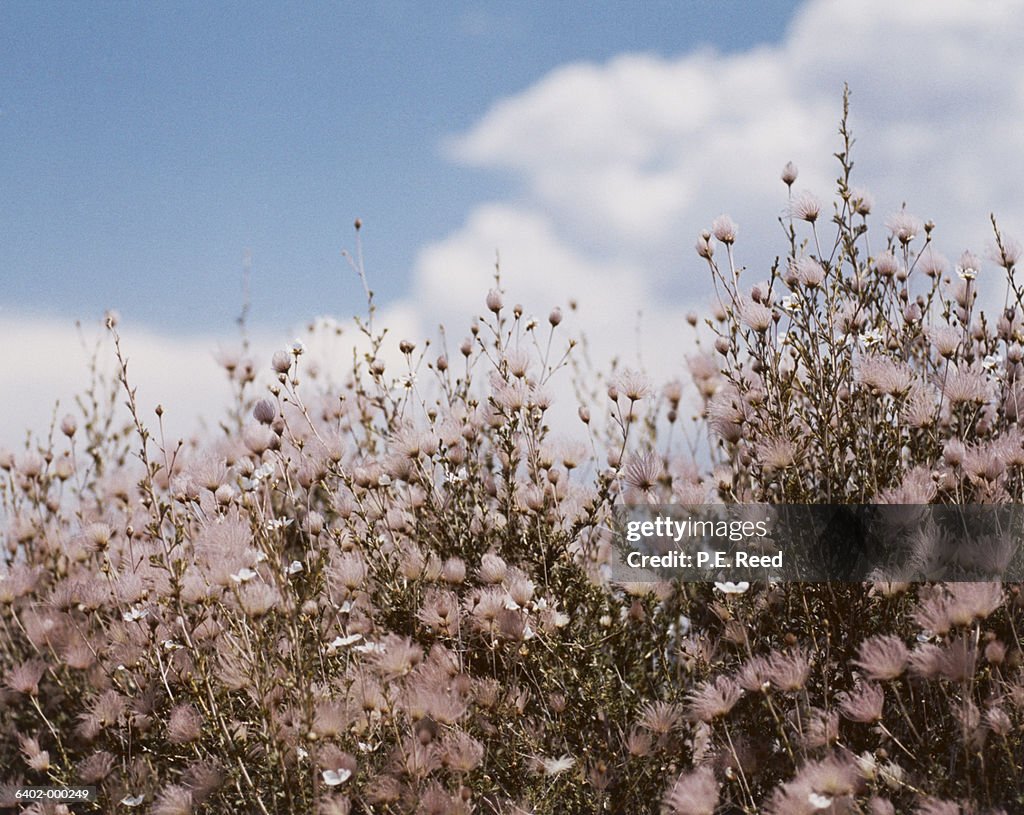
[1,91,1022,814]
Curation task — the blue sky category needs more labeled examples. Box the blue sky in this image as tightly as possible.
[1,1,801,334]
[4,0,1023,448]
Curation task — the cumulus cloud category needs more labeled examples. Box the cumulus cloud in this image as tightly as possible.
[415,0,1024,368]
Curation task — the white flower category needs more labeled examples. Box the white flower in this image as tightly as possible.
[983,353,1004,373]
[448,466,468,483]
[297,746,309,760]
[122,605,148,622]
[230,568,258,584]
[354,641,387,655]
[377,474,392,487]
[255,462,275,479]
[265,517,293,531]
[714,581,750,595]
[808,792,832,810]
[321,768,352,786]
[781,294,800,313]
[541,755,576,777]
[291,339,306,355]
[861,328,884,349]
[287,560,304,575]
[162,639,183,651]
[120,794,145,807]
[399,373,417,389]
[326,633,363,652]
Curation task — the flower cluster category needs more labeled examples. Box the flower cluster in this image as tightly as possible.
[1,93,1023,814]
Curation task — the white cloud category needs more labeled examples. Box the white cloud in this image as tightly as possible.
[427,0,1024,333]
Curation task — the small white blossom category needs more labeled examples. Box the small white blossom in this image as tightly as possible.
[808,793,832,810]
[230,568,258,584]
[120,795,145,807]
[714,581,750,595]
[983,353,1003,373]
[122,605,149,622]
[541,755,576,777]
[287,560,304,575]
[265,517,293,531]
[321,768,352,786]
[326,633,363,652]
[861,328,884,349]
[291,339,306,355]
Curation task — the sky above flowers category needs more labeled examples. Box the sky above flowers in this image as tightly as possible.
[2,0,1023,447]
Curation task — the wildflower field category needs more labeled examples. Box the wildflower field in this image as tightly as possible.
[3,97,1024,814]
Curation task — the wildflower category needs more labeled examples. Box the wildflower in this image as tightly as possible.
[711,215,738,244]
[322,768,353,786]
[849,186,873,215]
[122,605,149,623]
[886,211,923,244]
[78,751,116,783]
[991,234,1022,268]
[229,568,258,584]
[536,755,575,777]
[928,325,960,358]
[874,251,901,278]
[166,705,203,744]
[861,328,884,349]
[485,289,503,314]
[637,700,683,735]
[857,355,914,396]
[942,368,990,405]
[271,350,292,373]
[695,230,714,259]
[121,795,145,807]
[615,369,652,402]
[686,675,742,722]
[919,249,948,278]
[854,635,909,681]
[19,735,50,772]
[792,257,825,288]
[287,560,304,575]
[767,649,810,692]
[291,338,305,355]
[326,633,364,654]
[150,786,194,815]
[740,299,773,333]
[789,190,823,223]
[60,413,77,437]
[781,161,798,187]
[663,766,719,815]
[946,582,1003,622]
[838,682,884,723]
[956,250,981,280]
[252,399,276,424]
[714,581,749,595]
[623,451,661,494]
